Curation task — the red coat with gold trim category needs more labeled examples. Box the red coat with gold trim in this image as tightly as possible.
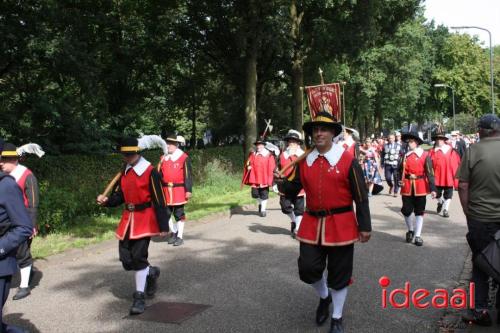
[159,149,193,206]
[399,148,436,196]
[243,151,276,188]
[429,145,461,188]
[106,157,170,240]
[282,145,371,246]
[279,149,305,197]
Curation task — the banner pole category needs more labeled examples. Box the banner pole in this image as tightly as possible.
[341,81,346,125]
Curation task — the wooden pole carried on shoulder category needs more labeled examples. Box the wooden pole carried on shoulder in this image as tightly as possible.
[101,172,122,197]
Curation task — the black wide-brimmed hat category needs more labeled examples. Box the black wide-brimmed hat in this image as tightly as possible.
[0,142,19,158]
[283,129,303,143]
[401,132,423,145]
[254,136,265,145]
[164,132,181,143]
[431,130,448,141]
[119,137,140,155]
[303,111,343,136]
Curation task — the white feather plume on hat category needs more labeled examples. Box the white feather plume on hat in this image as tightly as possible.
[16,143,45,158]
[137,135,168,155]
[265,142,280,156]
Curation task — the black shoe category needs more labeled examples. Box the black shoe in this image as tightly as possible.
[316,293,332,326]
[329,318,344,333]
[145,266,160,297]
[130,292,146,315]
[442,209,449,218]
[437,202,443,214]
[291,222,296,234]
[405,231,414,243]
[173,238,184,246]
[414,237,423,246]
[260,211,266,217]
[167,233,177,245]
[12,287,30,300]
[462,309,492,327]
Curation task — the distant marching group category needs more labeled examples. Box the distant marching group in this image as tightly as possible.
[242,119,466,248]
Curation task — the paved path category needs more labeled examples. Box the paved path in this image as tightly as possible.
[5,193,470,333]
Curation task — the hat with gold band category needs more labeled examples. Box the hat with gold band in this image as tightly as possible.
[302,111,343,137]
[0,143,19,158]
[119,137,140,155]
[164,132,181,143]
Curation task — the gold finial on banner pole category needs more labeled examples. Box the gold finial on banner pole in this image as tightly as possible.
[318,67,324,84]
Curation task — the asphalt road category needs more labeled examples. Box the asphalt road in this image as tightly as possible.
[5,192,470,333]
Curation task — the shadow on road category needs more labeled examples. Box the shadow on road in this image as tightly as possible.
[248,223,290,236]
[4,312,41,333]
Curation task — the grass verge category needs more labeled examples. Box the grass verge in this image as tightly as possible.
[31,176,263,259]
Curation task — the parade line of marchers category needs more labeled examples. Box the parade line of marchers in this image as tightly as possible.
[0,84,499,332]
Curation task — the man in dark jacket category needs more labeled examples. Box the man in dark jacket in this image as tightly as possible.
[0,139,33,332]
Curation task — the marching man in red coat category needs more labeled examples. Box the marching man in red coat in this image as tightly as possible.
[0,143,40,300]
[97,137,170,315]
[278,130,305,238]
[340,127,360,159]
[429,131,461,218]
[243,138,276,217]
[159,133,193,247]
[398,132,437,246]
[277,112,371,333]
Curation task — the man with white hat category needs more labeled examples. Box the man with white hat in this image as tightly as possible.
[159,132,193,246]
[278,130,305,238]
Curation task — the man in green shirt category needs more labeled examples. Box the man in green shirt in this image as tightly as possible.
[458,114,500,327]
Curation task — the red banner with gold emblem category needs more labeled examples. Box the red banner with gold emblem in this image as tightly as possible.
[305,83,342,121]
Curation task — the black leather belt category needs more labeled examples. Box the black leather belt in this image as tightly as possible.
[125,202,152,212]
[306,205,353,217]
[405,175,424,180]
[162,182,184,187]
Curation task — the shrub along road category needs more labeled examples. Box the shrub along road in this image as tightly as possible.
[5,194,470,332]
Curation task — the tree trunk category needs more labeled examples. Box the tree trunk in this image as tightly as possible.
[374,98,383,135]
[244,42,258,154]
[191,90,196,148]
[290,0,305,131]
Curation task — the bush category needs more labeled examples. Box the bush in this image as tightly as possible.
[24,145,245,234]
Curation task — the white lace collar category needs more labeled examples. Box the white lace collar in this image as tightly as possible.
[283,147,305,159]
[255,149,270,157]
[125,156,150,176]
[406,147,424,158]
[164,148,184,162]
[435,144,451,154]
[306,144,345,167]
[10,164,27,182]
[343,136,355,147]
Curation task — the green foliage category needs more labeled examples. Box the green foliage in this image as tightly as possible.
[23,146,245,234]
[1,1,496,150]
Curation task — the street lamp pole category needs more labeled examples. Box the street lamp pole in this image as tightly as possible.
[451,26,495,114]
[434,84,456,131]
